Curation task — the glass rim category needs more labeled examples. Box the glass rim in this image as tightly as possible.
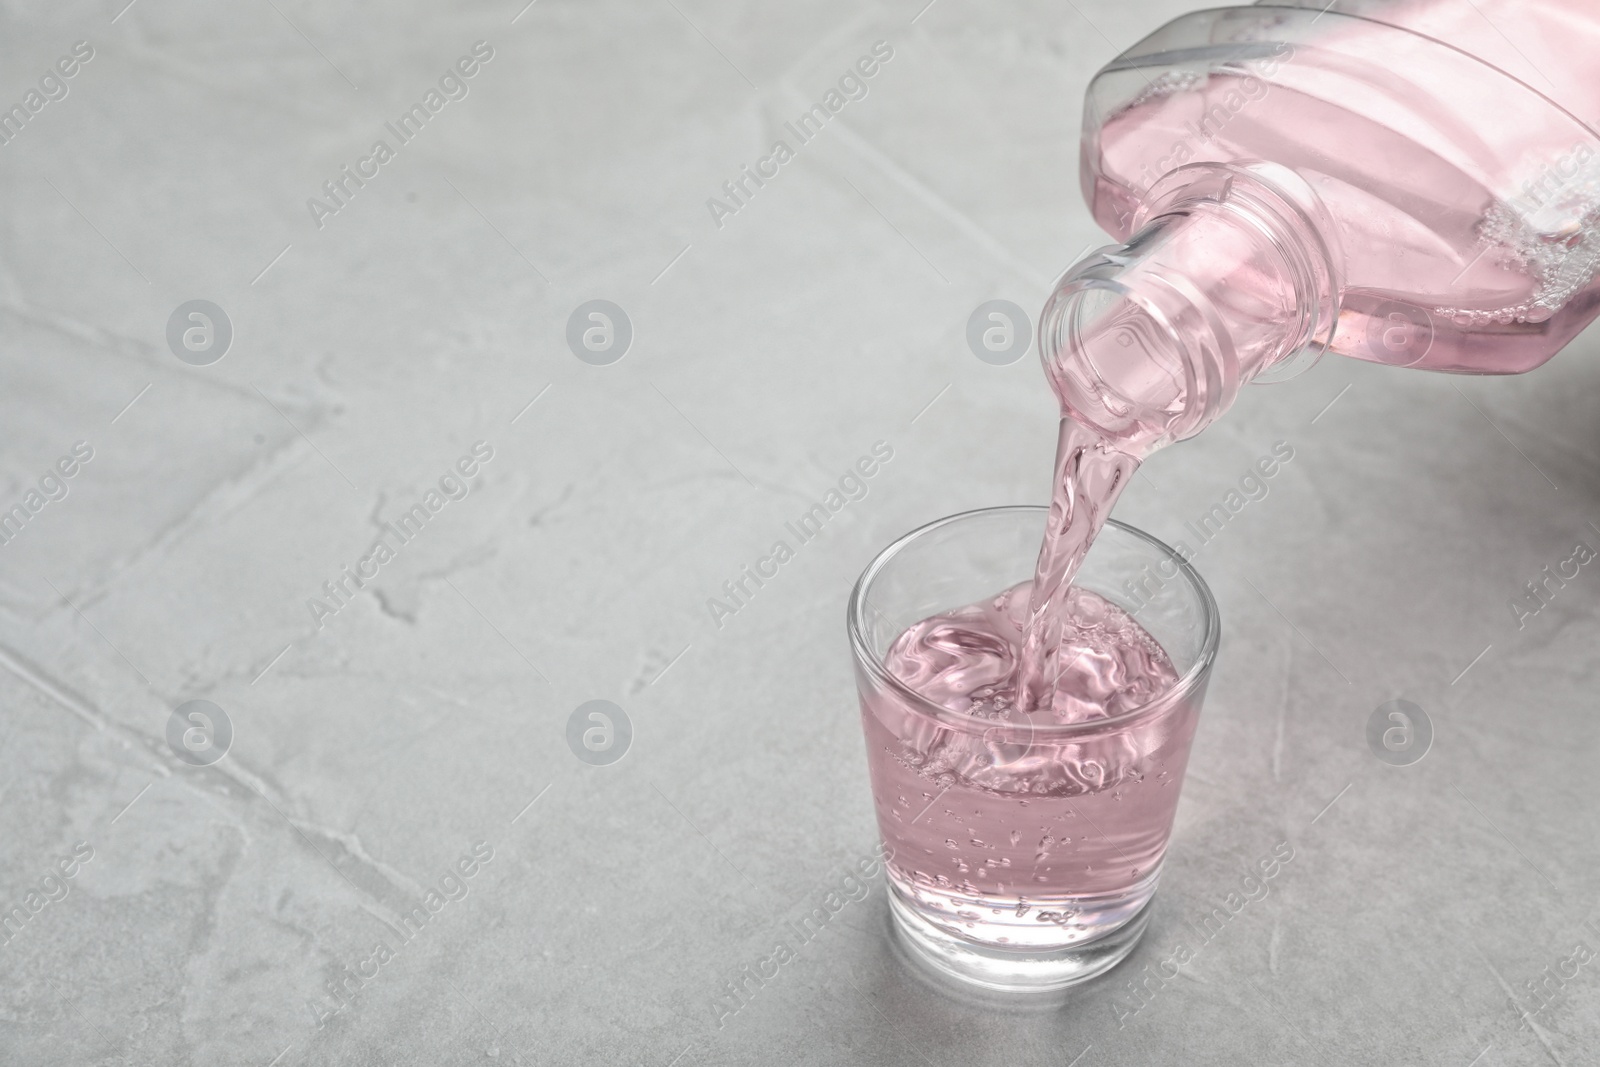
[846,505,1220,740]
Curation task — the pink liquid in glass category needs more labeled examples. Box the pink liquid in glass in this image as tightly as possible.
[868,409,1177,948]
[866,572,1196,948]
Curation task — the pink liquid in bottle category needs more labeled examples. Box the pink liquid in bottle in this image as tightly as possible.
[1062,0,1600,418]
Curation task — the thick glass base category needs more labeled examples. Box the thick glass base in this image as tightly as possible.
[888,886,1151,993]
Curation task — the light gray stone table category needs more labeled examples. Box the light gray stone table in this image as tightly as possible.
[2,1,1598,1064]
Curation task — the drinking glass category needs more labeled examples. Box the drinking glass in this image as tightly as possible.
[848,506,1219,990]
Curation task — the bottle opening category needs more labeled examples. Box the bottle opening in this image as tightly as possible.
[1045,282,1194,454]
[1039,163,1342,454]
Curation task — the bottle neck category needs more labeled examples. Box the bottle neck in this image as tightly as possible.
[1039,162,1341,455]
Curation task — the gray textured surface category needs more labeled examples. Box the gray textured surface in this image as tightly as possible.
[2,1,1598,1064]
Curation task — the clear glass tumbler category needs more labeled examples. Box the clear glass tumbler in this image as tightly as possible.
[848,506,1218,991]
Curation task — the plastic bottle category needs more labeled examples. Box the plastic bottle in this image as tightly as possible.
[1042,0,1600,454]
